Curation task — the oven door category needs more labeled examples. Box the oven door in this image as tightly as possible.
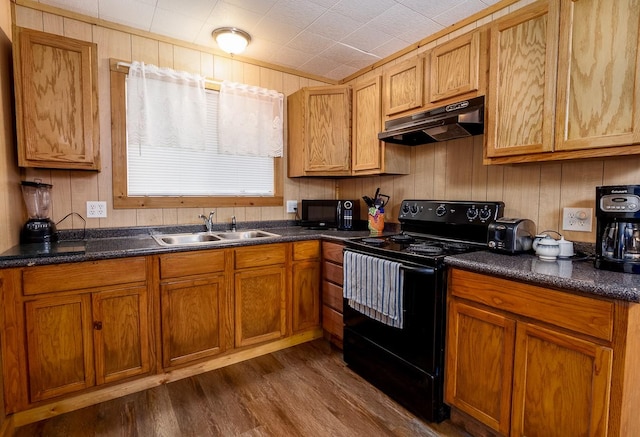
[342,249,449,422]
[343,253,445,373]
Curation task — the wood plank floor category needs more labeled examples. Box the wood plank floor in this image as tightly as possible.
[14,339,471,437]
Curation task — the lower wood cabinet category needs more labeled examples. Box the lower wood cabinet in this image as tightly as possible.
[321,241,344,347]
[446,268,621,437]
[292,241,321,333]
[234,244,288,347]
[15,258,152,407]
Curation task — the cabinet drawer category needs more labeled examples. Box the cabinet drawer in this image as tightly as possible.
[23,257,147,295]
[293,240,321,261]
[450,269,614,342]
[160,249,226,280]
[322,241,344,264]
[323,261,343,285]
[322,280,343,312]
[322,305,343,339]
[235,244,287,269]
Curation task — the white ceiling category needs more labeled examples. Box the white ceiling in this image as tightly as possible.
[37,0,502,81]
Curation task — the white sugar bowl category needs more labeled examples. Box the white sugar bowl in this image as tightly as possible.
[534,235,561,261]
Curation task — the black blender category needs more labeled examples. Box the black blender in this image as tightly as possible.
[20,180,58,244]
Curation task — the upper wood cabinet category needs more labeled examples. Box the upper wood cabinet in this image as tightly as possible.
[288,83,409,177]
[13,27,100,170]
[287,85,351,177]
[383,58,423,116]
[429,31,481,103]
[485,0,640,164]
[352,76,410,176]
[485,0,559,159]
[554,0,640,152]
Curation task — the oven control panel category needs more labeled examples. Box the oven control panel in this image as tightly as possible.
[399,200,505,224]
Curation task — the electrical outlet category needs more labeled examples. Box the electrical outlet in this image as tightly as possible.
[286,200,298,214]
[562,207,592,232]
[87,201,107,218]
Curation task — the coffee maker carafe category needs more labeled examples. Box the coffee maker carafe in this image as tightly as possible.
[595,185,640,273]
[20,180,58,244]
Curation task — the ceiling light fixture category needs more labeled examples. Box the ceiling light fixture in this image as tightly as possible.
[212,27,251,55]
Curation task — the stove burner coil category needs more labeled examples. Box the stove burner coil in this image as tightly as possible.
[388,233,415,243]
[362,237,387,246]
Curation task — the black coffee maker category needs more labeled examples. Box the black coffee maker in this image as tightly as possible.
[595,185,640,273]
[20,180,58,244]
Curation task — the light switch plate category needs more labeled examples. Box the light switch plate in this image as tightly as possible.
[562,207,592,232]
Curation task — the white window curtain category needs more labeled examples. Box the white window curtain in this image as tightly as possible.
[126,61,206,151]
[218,81,284,157]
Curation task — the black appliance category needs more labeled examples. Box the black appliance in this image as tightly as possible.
[378,96,484,146]
[595,185,640,273]
[342,199,504,422]
[300,199,359,230]
[20,180,58,244]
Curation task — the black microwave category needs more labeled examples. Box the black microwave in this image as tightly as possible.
[300,199,360,230]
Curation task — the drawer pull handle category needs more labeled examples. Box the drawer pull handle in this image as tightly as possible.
[93,321,103,330]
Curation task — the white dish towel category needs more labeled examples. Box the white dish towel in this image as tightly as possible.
[343,250,404,329]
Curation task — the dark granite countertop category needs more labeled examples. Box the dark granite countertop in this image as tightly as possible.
[0,221,384,268]
[445,250,640,302]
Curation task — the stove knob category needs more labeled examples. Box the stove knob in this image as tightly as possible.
[401,203,411,214]
[436,205,447,217]
[410,204,419,214]
[479,208,493,221]
[466,207,479,220]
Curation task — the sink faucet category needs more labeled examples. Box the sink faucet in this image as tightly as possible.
[198,211,215,232]
[231,215,237,232]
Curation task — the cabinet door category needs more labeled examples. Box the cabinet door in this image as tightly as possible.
[511,322,612,437]
[352,77,382,172]
[235,266,287,347]
[14,27,100,170]
[292,260,321,333]
[92,286,151,384]
[554,0,640,151]
[305,86,351,174]
[25,295,95,402]
[161,275,228,368]
[429,31,480,103]
[383,58,423,116]
[485,0,559,158]
[445,299,515,436]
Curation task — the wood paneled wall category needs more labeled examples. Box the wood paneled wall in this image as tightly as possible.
[12,3,336,232]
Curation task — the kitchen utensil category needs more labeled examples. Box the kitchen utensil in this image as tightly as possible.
[20,180,58,244]
[534,235,560,261]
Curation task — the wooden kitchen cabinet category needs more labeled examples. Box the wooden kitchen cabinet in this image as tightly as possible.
[159,249,231,368]
[292,241,321,333]
[321,241,344,348]
[383,58,423,116]
[287,85,351,177]
[553,0,640,152]
[352,76,410,176]
[485,0,559,159]
[13,27,100,170]
[485,0,640,164]
[3,258,153,410]
[446,268,614,436]
[429,31,481,104]
[234,244,288,347]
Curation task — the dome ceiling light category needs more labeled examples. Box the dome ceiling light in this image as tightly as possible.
[212,27,251,55]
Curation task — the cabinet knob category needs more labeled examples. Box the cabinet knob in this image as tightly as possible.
[93,321,103,330]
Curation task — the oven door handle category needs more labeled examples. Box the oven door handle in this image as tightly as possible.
[401,265,435,275]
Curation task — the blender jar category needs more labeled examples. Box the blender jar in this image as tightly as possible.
[21,180,52,220]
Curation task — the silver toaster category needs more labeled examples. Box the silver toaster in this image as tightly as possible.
[487,218,536,254]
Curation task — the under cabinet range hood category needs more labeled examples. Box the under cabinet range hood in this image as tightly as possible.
[378,96,484,145]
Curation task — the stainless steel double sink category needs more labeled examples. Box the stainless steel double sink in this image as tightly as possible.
[152,230,280,247]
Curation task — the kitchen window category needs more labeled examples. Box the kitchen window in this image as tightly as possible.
[109,60,283,209]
